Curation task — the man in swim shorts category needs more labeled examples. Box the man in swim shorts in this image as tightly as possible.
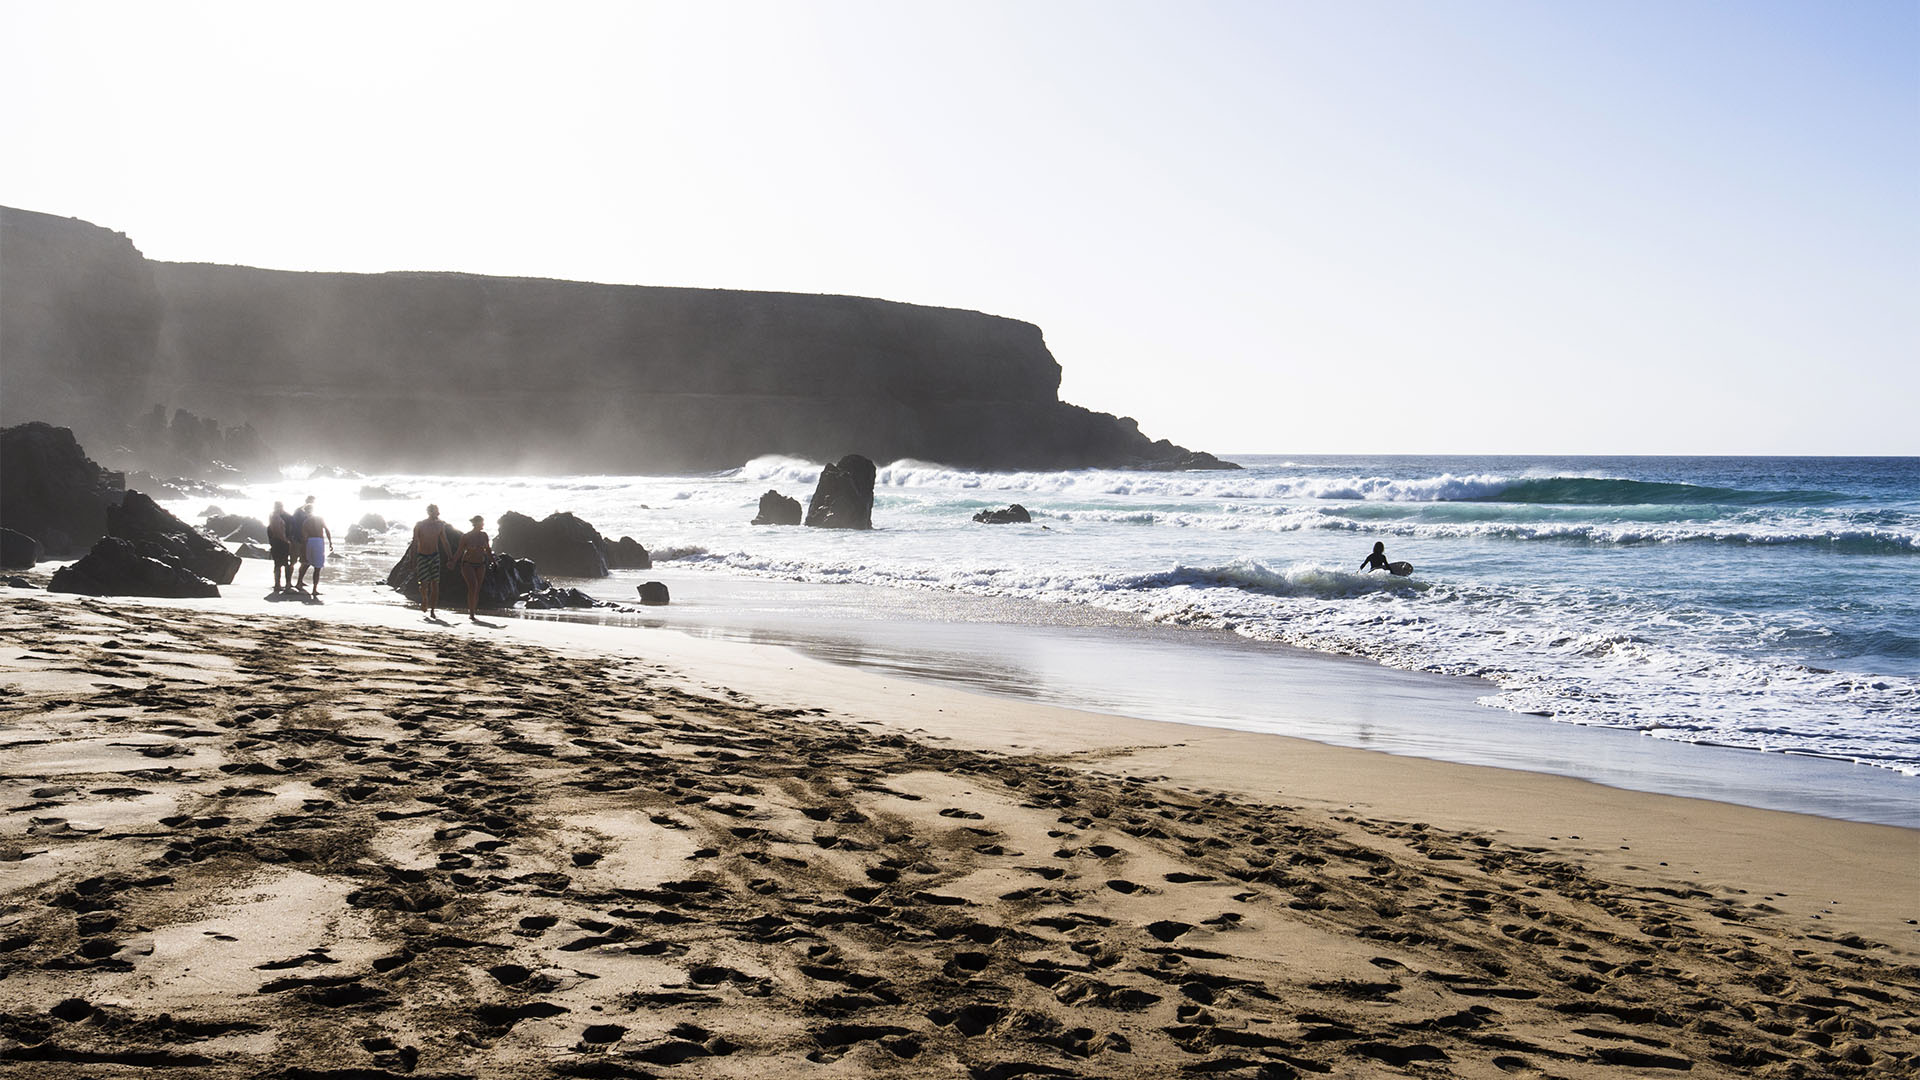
[412,504,455,618]
[266,500,293,593]
[297,503,335,596]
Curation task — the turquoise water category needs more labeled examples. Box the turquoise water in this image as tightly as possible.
[211,454,1920,778]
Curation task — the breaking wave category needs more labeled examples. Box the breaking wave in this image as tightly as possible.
[729,458,1855,508]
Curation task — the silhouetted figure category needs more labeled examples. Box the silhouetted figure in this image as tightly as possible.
[287,496,314,592]
[1360,541,1390,573]
[298,504,334,596]
[455,515,492,622]
[412,504,454,618]
[267,500,293,593]
[1360,541,1412,576]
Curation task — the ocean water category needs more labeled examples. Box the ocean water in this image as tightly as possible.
[198,454,1920,779]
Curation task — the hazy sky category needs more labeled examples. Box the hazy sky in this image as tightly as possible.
[4,1,1914,455]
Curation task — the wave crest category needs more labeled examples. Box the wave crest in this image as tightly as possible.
[1124,560,1426,599]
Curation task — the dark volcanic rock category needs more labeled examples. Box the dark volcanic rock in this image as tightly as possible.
[6,576,32,589]
[49,537,219,598]
[524,587,599,610]
[1129,446,1240,472]
[108,491,242,585]
[805,455,877,530]
[600,536,651,570]
[126,405,272,483]
[1,528,42,569]
[972,504,1031,525]
[636,581,670,606]
[751,491,803,526]
[497,511,609,578]
[0,422,123,557]
[203,513,267,544]
[236,542,270,560]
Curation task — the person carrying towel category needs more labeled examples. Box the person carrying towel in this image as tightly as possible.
[411,504,455,619]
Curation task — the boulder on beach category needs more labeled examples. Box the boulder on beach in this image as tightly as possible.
[751,490,802,526]
[1,527,42,569]
[357,513,388,532]
[0,422,123,557]
[345,524,371,545]
[636,581,670,606]
[524,586,599,610]
[49,536,219,598]
[601,536,651,570]
[108,491,243,585]
[203,513,268,544]
[236,542,271,560]
[804,454,876,530]
[497,511,610,578]
[973,504,1031,525]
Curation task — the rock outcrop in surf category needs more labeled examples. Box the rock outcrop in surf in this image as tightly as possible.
[805,455,877,530]
[1,206,1238,475]
[751,491,803,526]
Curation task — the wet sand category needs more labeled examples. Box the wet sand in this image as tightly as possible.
[1,582,1917,1078]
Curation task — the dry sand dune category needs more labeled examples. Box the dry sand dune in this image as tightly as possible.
[1,593,1917,1078]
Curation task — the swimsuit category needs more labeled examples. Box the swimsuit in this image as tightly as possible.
[269,538,291,566]
[306,536,327,569]
[416,551,443,583]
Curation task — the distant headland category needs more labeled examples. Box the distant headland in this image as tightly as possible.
[0,206,1234,475]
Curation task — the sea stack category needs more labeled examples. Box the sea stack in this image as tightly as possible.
[804,455,877,530]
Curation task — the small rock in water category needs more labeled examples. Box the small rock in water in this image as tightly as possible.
[637,581,670,606]
[973,504,1031,525]
[751,490,802,526]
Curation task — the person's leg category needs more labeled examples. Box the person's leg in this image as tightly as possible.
[463,565,482,619]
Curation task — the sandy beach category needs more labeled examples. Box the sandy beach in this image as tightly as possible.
[2,576,1917,1079]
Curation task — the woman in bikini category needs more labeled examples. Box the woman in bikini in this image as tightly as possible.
[454,515,493,622]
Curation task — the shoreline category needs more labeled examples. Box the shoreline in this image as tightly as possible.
[546,564,1920,827]
[19,551,1920,825]
[2,580,1917,1076]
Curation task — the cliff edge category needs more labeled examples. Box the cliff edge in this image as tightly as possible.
[0,206,1233,473]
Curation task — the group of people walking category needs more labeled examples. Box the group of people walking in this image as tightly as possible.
[412,504,492,622]
[266,497,335,597]
[261,499,490,620]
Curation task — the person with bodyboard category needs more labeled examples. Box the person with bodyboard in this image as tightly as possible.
[1360,541,1413,577]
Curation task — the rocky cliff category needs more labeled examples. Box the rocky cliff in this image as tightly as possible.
[1,206,1231,473]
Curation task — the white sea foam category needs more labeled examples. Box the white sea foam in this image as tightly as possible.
[175,454,1920,776]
